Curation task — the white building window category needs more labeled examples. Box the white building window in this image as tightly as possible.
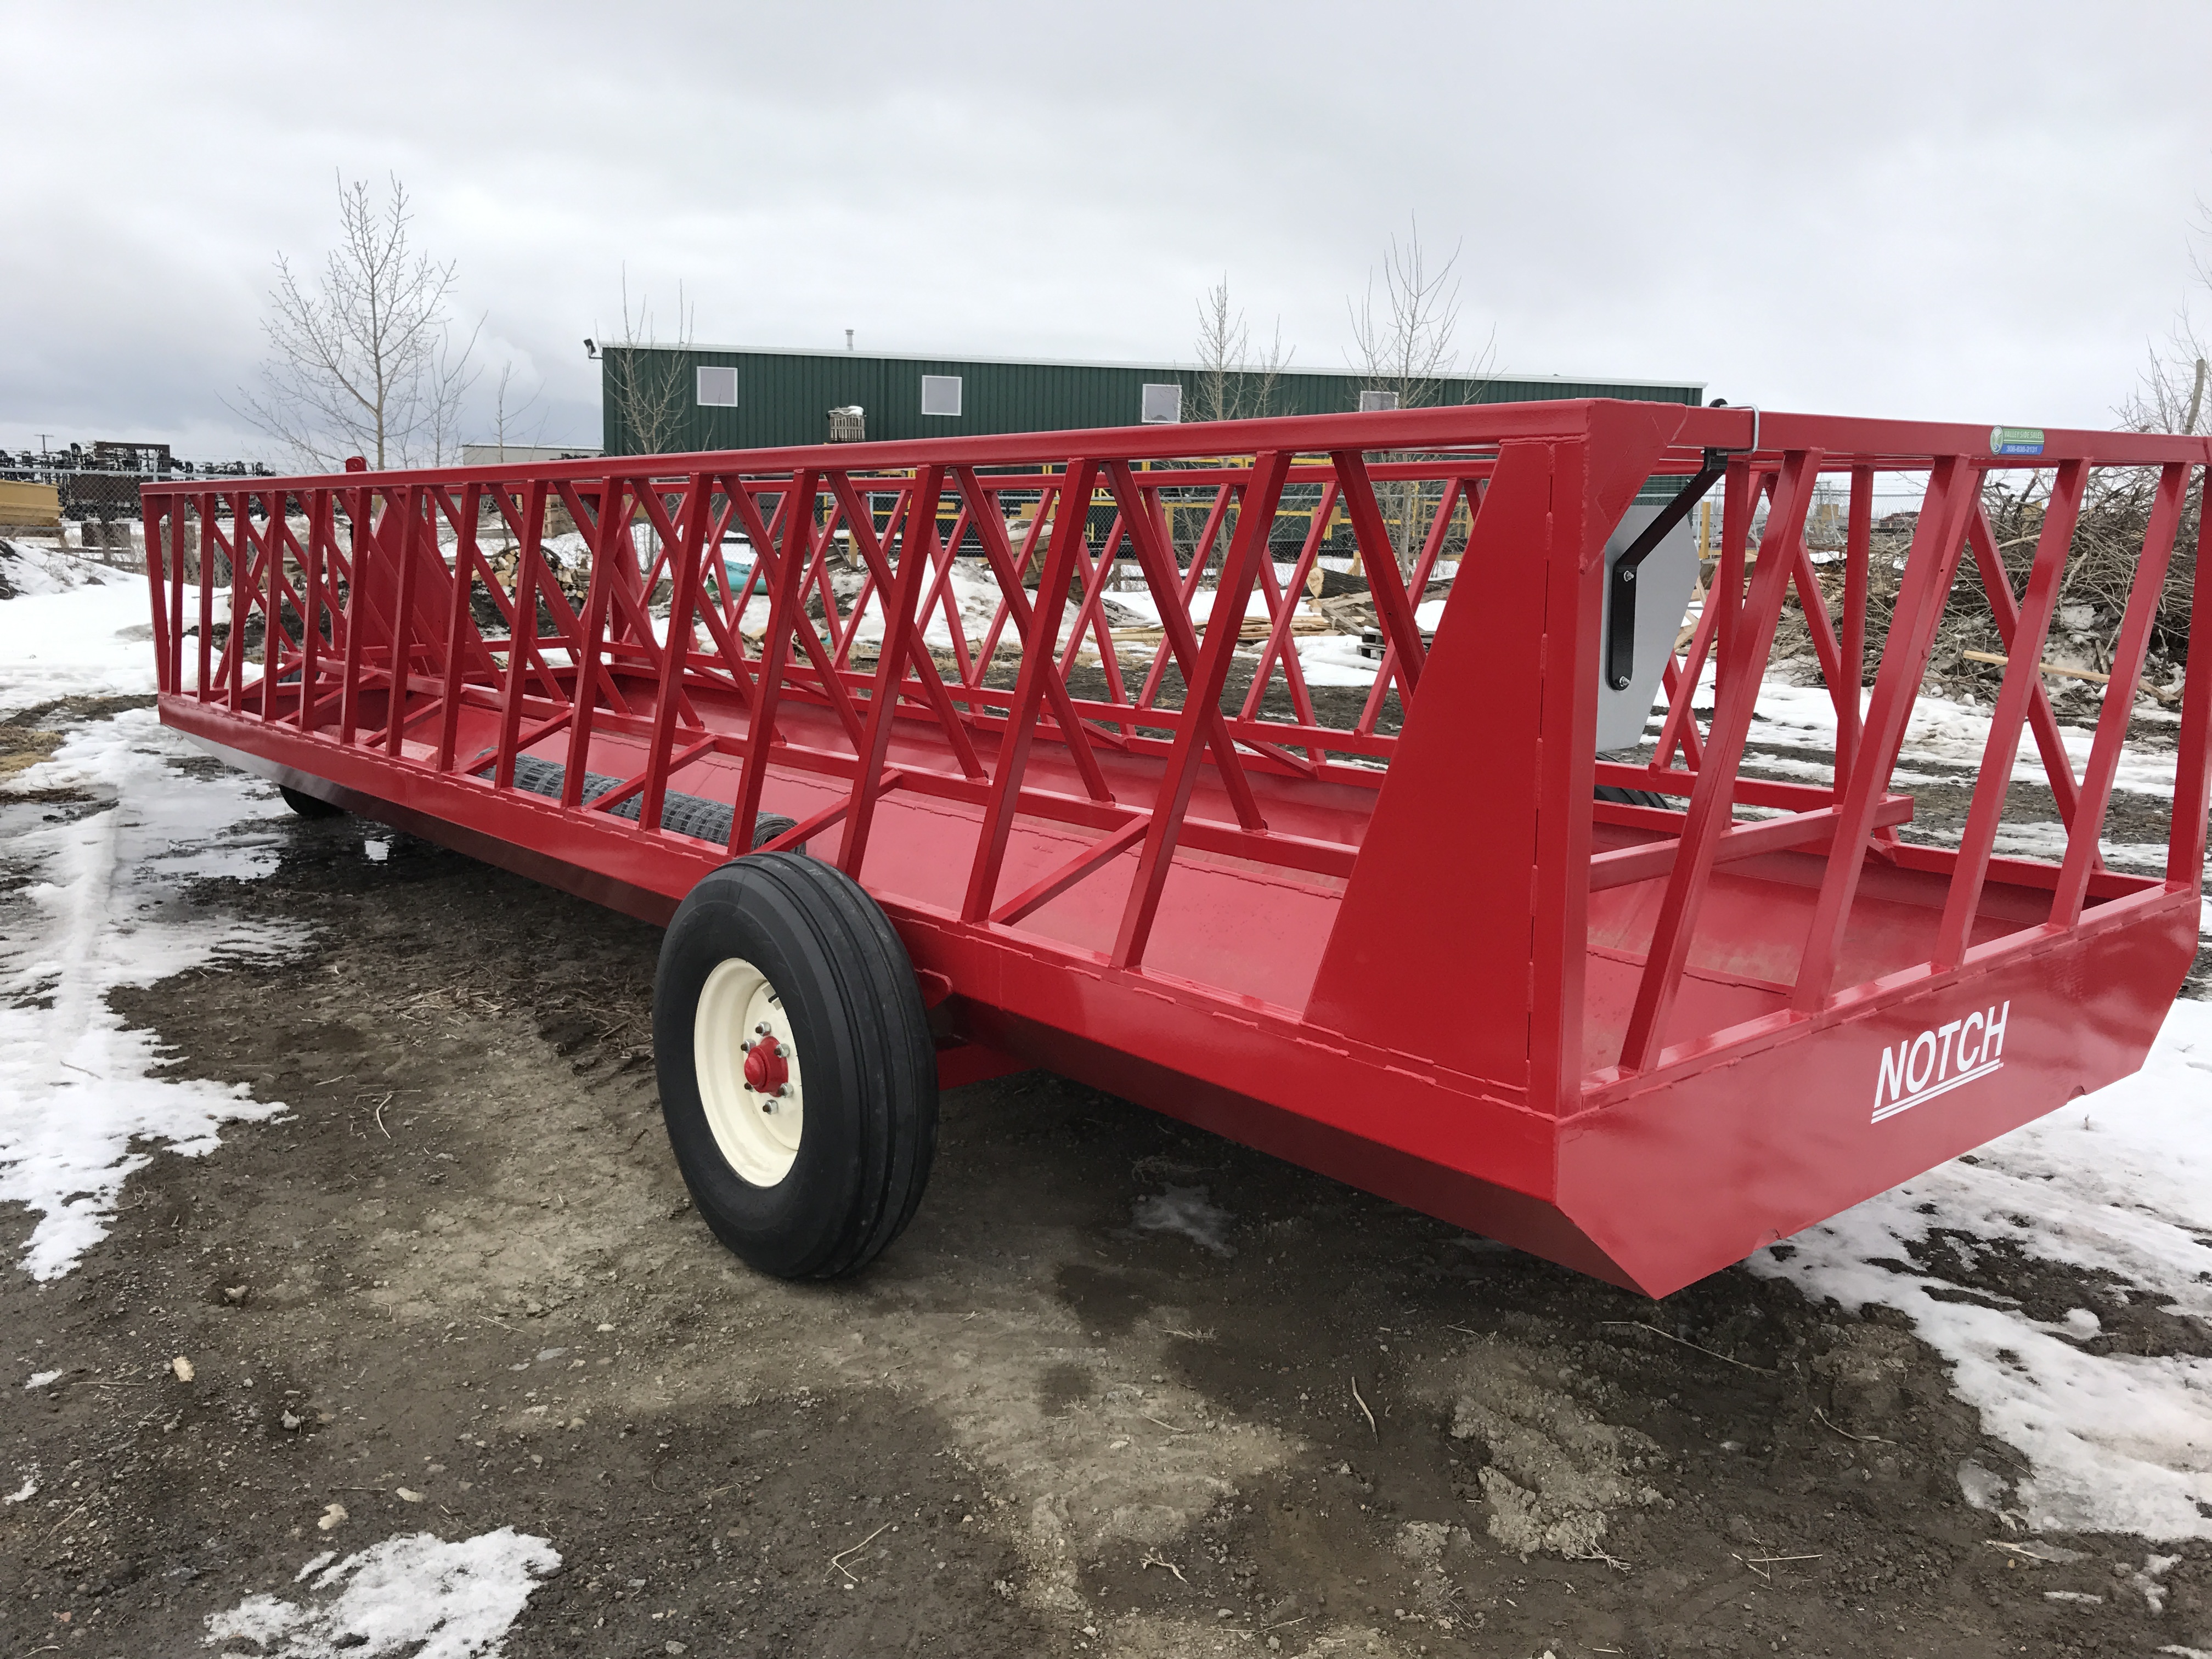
[1140,383,1183,424]
[697,366,739,407]
[1358,389,1400,413]
[920,375,963,417]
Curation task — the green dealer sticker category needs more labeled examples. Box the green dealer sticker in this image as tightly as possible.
[1990,426,2045,456]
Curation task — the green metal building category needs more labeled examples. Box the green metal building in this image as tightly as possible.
[599,345,1702,456]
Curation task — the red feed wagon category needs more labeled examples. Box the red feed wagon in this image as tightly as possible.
[139,403,2212,1294]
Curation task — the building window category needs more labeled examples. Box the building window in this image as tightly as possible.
[920,375,962,417]
[697,366,739,407]
[1358,389,1399,413]
[1140,383,1183,424]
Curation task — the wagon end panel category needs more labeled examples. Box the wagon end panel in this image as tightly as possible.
[1557,894,2197,1297]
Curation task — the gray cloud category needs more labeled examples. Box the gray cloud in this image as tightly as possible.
[5,0,2209,459]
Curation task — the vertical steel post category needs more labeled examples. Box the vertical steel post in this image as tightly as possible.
[227,492,248,712]
[2165,464,2212,887]
[492,481,549,789]
[142,501,170,694]
[300,492,326,732]
[384,486,421,756]
[337,488,369,746]
[562,479,630,808]
[1836,464,1873,786]
[640,472,711,836]
[435,484,481,770]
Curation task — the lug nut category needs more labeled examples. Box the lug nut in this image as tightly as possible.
[741,1039,752,1052]
[761,1101,775,1114]
[754,1023,770,1035]
[775,1044,789,1059]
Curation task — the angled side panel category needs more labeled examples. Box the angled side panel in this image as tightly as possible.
[1301,439,1562,1094]
[1303,404,1680,1105]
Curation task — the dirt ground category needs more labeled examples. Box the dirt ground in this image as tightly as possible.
[4,698,2210,1659]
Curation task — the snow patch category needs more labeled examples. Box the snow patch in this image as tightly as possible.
[1674,673,2182,802]
[2,580,299,1279]
[0,539,137,601]
[1753,997,2212,1540]
[0,560,164,713]
[1,709,295,1277]
[1131,1185,1236,1256]
[1957,1459,2009,1510]
[203,1528,560,1658]
[1293,632,1381,688]
[1989,820,2169,873]
[24,1369,62,1390]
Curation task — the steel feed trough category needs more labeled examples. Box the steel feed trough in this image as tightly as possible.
[138,402,2212,1294]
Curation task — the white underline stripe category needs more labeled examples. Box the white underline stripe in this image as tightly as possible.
[1871,1058,2004,1123]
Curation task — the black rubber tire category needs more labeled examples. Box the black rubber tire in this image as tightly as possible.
[279,785,345,819]
[653,851,936,1279]
[1594,784,1672,811]
[483,753,804,852]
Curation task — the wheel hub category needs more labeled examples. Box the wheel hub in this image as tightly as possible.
[693,957,804,1186]
[743,1034,789,1097]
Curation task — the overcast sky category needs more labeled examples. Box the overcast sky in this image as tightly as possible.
[5,1,2210,461]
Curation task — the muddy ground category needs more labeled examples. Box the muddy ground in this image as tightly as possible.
[4,697,2210,1659]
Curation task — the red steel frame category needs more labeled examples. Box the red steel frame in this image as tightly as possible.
[140,402,2212,1295]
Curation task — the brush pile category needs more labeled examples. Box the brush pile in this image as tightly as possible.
[1764,467,2202,712]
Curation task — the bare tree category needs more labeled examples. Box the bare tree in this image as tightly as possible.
[1345,217,1493,572]
[1175,277,1295,568]
[1956,202,2211,693]
[236,173,481,470]
[2124,328,2209,437]
[2123,198,2210,437]
[481,363,548,556]
[601,269,695,457]
[1347,216,1488,414]
[486,361,546,461]
[1190,276,1292,424]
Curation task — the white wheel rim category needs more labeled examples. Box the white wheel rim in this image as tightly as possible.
[693,956,804,1186]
